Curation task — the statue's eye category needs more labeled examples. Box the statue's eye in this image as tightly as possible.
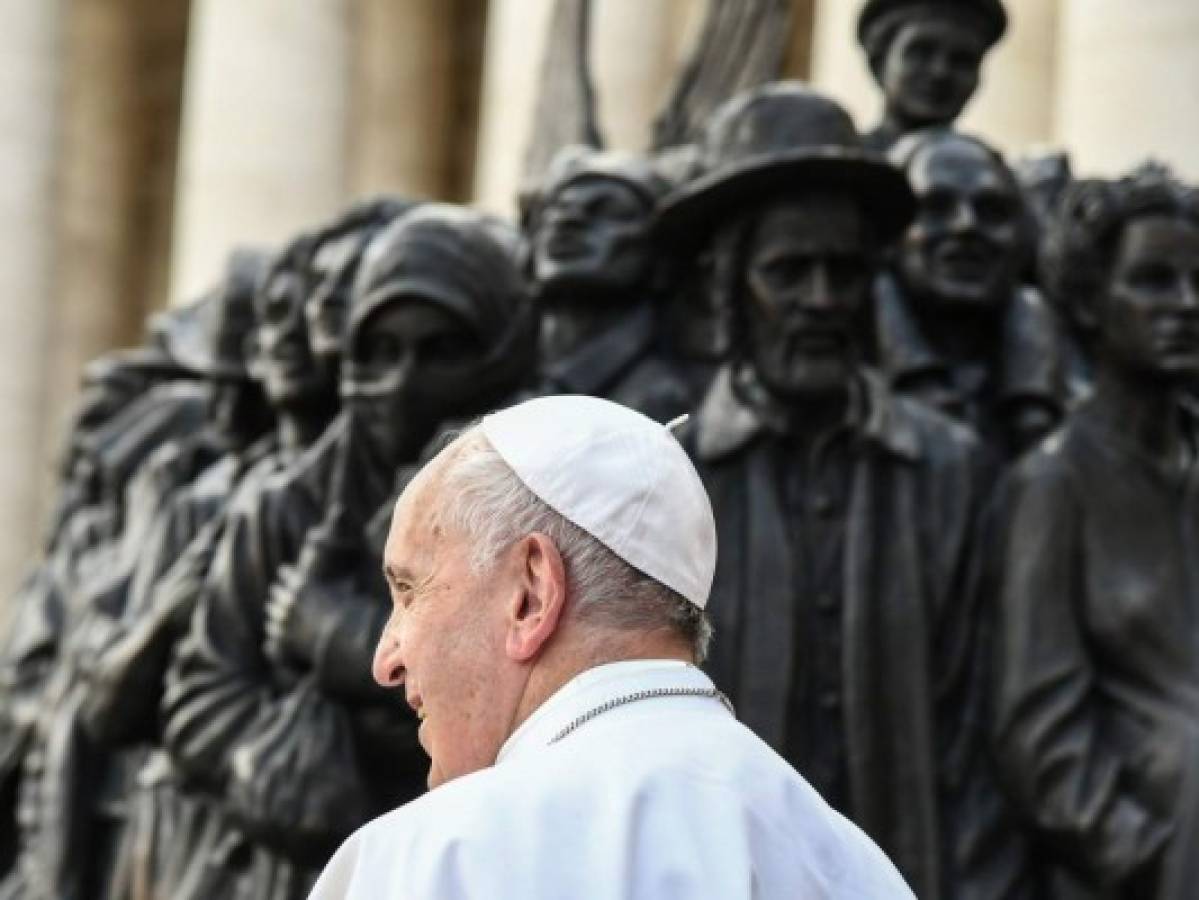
[359,333,401,366]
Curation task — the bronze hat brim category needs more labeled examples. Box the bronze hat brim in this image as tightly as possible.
[654,150,915,246]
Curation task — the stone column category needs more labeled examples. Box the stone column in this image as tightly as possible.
[169,0,352,306]
[0,0,61,610]
[959,0,1059,154]
[1055,0,1199,179]
[590,0,702,152]
[809,0,878,131]
[472,0,558,216]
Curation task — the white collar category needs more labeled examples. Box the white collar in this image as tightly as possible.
[496,659,714,764]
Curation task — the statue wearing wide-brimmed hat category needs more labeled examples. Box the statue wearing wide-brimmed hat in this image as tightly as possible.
[856,0,1008,152]
[664,81,997,900]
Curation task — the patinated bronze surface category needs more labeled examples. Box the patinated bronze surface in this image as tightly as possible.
[658,82,998,900]
[989,164,1199,900]
[857,0,1007,152]
[877,129,1065,457]
[2,4,1197,897]
[525,145,693,422]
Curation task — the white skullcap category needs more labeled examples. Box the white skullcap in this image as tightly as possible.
[480,395,717,609]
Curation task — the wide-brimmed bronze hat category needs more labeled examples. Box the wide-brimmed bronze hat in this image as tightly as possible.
[857,0,1008,53]
[654,82,914,245]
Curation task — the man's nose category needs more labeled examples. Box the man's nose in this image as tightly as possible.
[372,631,406,688]
[929,50,953,79]
[948,199,979,233]
[796,264,836,310]
[1178,273,1199,311]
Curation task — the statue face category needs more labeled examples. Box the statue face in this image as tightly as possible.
[256,267,326,407]
[533,177,652,299]
[342,300,487,465]
[1099,216,1199,380]
[743,196,873,398]
[880,18,984,128]
[305,233,361,372]
[898,139,1022,312]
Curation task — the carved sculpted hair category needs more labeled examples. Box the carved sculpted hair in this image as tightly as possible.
[1041,162,1199,330]
[432,427,713,663]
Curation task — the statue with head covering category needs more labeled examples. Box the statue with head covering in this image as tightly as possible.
[857,0,1008,152]
[160,203,536,900]
[657,81,1000,899]
[0,248,273,900]
[523,145,692,422]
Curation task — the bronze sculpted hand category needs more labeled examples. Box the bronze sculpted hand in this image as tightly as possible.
[263,563,345,669]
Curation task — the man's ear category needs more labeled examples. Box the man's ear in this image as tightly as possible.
[504,533,567,662]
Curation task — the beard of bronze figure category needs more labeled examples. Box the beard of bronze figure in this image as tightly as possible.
[1094,215,1199,384]
[533,176,654,303]
[897,135,1023,317]
[878,16,984,131]
[741,194,873,401]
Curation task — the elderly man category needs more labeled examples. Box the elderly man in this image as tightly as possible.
[308,395,914,899]
[655,83,999,899]
[857,0,1007,152]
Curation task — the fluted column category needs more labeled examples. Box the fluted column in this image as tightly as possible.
[472,0,558,216]
[1055,0,1199,179]
[169,0,352,305]
[0,0,61,610]
[809,0,877,130]
[590,0,702,151]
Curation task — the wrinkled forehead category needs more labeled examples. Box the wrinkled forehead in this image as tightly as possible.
[749,195,870,255]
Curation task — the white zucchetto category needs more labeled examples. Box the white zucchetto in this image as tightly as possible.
[480,395,716,608]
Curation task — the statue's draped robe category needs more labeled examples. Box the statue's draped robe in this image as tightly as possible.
[990,401,1199,899]
[689,365,997,900]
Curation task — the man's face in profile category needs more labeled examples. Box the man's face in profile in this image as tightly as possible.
[533,176,653,299]
[880,17,984,127]
[375,460,514,789]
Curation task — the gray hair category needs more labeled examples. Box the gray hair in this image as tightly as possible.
[432,427,712,663]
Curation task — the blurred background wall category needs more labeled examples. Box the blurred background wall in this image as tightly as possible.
[2,0,1197,605]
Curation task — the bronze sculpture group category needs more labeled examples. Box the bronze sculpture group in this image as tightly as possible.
[1,1,1197,898]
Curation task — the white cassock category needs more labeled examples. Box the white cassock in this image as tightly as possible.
[308,659,916,899]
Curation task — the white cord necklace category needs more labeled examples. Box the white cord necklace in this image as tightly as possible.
[549,685,735,745]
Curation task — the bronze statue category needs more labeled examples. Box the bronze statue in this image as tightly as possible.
[524,145,692,422]
[160,204,536,900]
[857,0,1007,152]
[990,163,1199,899]
[0,251,269,900]
[877,129,1065,457]
[657,81,997,900]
